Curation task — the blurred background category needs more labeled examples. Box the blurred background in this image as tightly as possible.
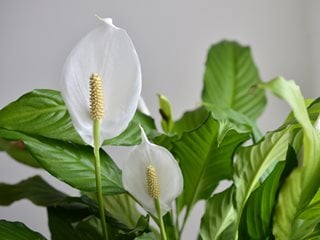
[0,1,319,239]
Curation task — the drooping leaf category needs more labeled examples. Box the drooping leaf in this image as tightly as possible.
[233,126,293,239]
[0,89,83,144]
[0,138,39,168]
[200,187,236,240]
[260,77,320,240]
[0,128,124,195]
[202,41,266,121]
[0,220,46,240]
[173,115,249,212]
[0,175,66,206]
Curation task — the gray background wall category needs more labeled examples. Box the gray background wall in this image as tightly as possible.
[0,1,319,239]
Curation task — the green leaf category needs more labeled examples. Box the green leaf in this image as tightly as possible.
[260,77,320,239]
[103,194,141,229]
[172,107,209,135]
[104,111,156,146]
[134,232,156,240]
[0,89,83,144]
[300,189,320,220]
[238,160,286,240]
[0,138,39,168]
[48,206,90,240]
[233,126,292,239]
[0,128,124,195]
[86,193,141,229]
[200,187,236,240]
[47,196,149,240]
[202,41,266,121]
[0,175,66,206]
[75,217,103,240]
[204,104,262,141]
[173,115,249,212]
[0,220,46,240]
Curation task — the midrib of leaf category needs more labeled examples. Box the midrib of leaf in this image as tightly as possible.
[234,129,289,239]
[186,129,218,212]
[214,206,235,239]
[229,44,237,109]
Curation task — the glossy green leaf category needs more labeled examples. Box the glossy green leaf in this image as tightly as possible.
[233,126,292,239]
[0,138,39,168]
[260,77,320,240]
[0,128,124,195]
[200,187,236,240]
[103,111,156,146]
[174,116,249,212]
[0,89,83,144]
[202,41,266,121]
[173,107,209,135]
[204,104,262,141]
[238,161,285,240]
[0,175,66,206]
[0,220,46,240]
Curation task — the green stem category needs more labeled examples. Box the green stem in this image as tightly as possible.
[155,198,167,240]
[93,120,109,240]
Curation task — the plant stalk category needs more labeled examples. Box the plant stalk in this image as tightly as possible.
[93,120,109,240]
[155,198,167,240]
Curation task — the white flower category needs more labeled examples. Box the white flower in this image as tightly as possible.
[61,18,141,146]
[122,127,183,216]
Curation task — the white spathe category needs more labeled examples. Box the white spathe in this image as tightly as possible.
[61,18,141,146]
[122,127,183,216]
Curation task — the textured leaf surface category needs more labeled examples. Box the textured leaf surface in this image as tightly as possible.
[261,77,320,240]
[233,126,292,239]
[0,128,124,195]
[200,187,235,240]
[202,41,266,121]
[0,220,46,240]
[239,161,285,240]
[173,107,209,135]
[174,116,249,212]
[0,89,83,144]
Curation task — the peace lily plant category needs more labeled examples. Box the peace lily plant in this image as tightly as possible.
[0,17,320,240]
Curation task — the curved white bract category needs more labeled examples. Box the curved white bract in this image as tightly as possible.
[61,18,141,146]
[122,127,183,216]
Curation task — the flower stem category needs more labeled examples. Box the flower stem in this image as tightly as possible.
[93,120,109,240]
[154,198,167,240]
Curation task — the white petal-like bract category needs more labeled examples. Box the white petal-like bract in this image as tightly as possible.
[61,18,141,146]
[122,127,183,216]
